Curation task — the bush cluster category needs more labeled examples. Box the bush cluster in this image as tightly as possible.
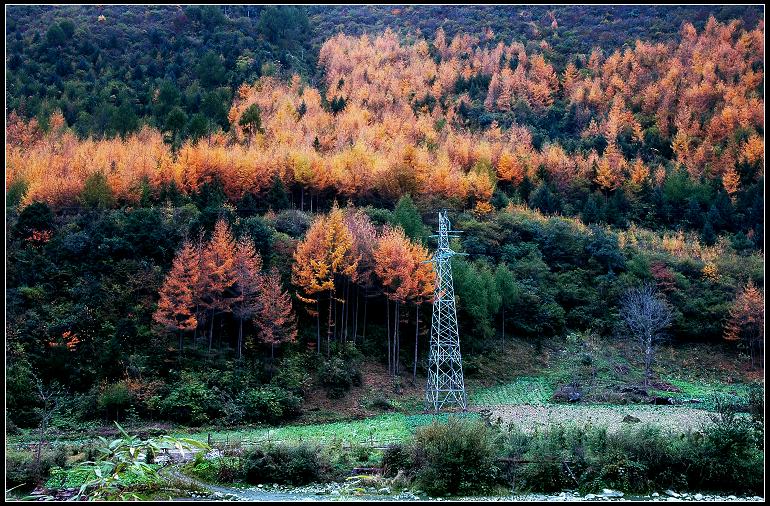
[243,443,333,485]
[6,447,67,489]
[505,403,764,495]
[381,411,763,497]
[319,345,363,399]
[383,417,505,496]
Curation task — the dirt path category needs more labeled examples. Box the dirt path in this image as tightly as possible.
[478,404,716,433]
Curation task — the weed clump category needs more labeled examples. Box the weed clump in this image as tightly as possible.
[243,443,333,485]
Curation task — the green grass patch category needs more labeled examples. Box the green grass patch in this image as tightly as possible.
[171,412,480,448]
[651,377,756,410]
[45,463,161,489]
[469,377,553,406]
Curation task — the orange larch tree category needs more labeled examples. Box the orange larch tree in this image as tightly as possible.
[292,203,358,356]
[200,218,238,355]
[153,239,200,357]
[292,213,332,354]
[724,280,765,369]
[343,205,378,344]
[373,226,433,376]
[254,267,297,377]
[233,235,264,359]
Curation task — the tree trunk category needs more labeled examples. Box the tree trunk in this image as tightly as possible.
[395,302,400,375]
[237,317,243,360]
[386,298,391,375]
[501,305,505,352]
[333,285,338,343]
[270,343,275,380]
[362,290,368,345]
[316,298,321,355]
[413,303,419,382]
[327,288,333,357]
[353,285,359,345]
[644,335,653,388]
[193,304,199,343]
[208,309,215,356]
[344,279,350,342]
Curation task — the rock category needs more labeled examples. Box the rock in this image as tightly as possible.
[727,496,737,500]
[553,384,582,403]
[620,385,648,396]
[601,488,624,498]
[623,414,641,423]
[694,493,703,500]
[378,487,391,494]
[652,396,675,405]
[664,490,680,498]
[652,492,660,497]
[585,494,596,499]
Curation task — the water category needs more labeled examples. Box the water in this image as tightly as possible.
[186,483,764,502]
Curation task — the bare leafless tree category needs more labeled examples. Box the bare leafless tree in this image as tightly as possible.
[32,375,63,479]
[618,283,673,388]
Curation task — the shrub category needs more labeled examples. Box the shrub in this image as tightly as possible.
[79,172,115,209]
[503,418,764,496]
[319,354,362,399]
[689,394,764,494]
[186,455,243,484]
[243,443,330,485]
[13,201,54,240]
[6,358,40,428]
[6,447,67,489]
[272,354,313,397]
[381,444,411,477]
[159,372,223,426]
[6,178,29,208]
[410,417,504,495]
[273,209,311,237]
[238,386,301,424]
[98,381,132,421]
[746,384,764,425]
[365,394,399,412]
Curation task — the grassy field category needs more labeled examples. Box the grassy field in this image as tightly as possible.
[469,376,553,406]
[171,412,480,448]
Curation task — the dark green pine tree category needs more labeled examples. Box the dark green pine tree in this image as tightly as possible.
[392,194,426,243]
[701,218,717,246]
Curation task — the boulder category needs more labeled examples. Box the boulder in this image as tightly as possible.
[664,490,680,498]
[553,384,582,403]
[623,414,641,423]
[601,488,624,498]
[620,385,649,396]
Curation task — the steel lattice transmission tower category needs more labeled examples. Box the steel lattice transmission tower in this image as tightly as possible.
[425,209,467,412]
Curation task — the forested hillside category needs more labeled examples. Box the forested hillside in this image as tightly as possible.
[5,4,764,441]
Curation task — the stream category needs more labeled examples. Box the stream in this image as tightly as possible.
[163,467,763,502]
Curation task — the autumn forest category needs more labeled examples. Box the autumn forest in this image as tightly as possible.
[5,5,765,501]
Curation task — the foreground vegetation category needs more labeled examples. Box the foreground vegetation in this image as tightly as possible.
[11,395,761,500]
